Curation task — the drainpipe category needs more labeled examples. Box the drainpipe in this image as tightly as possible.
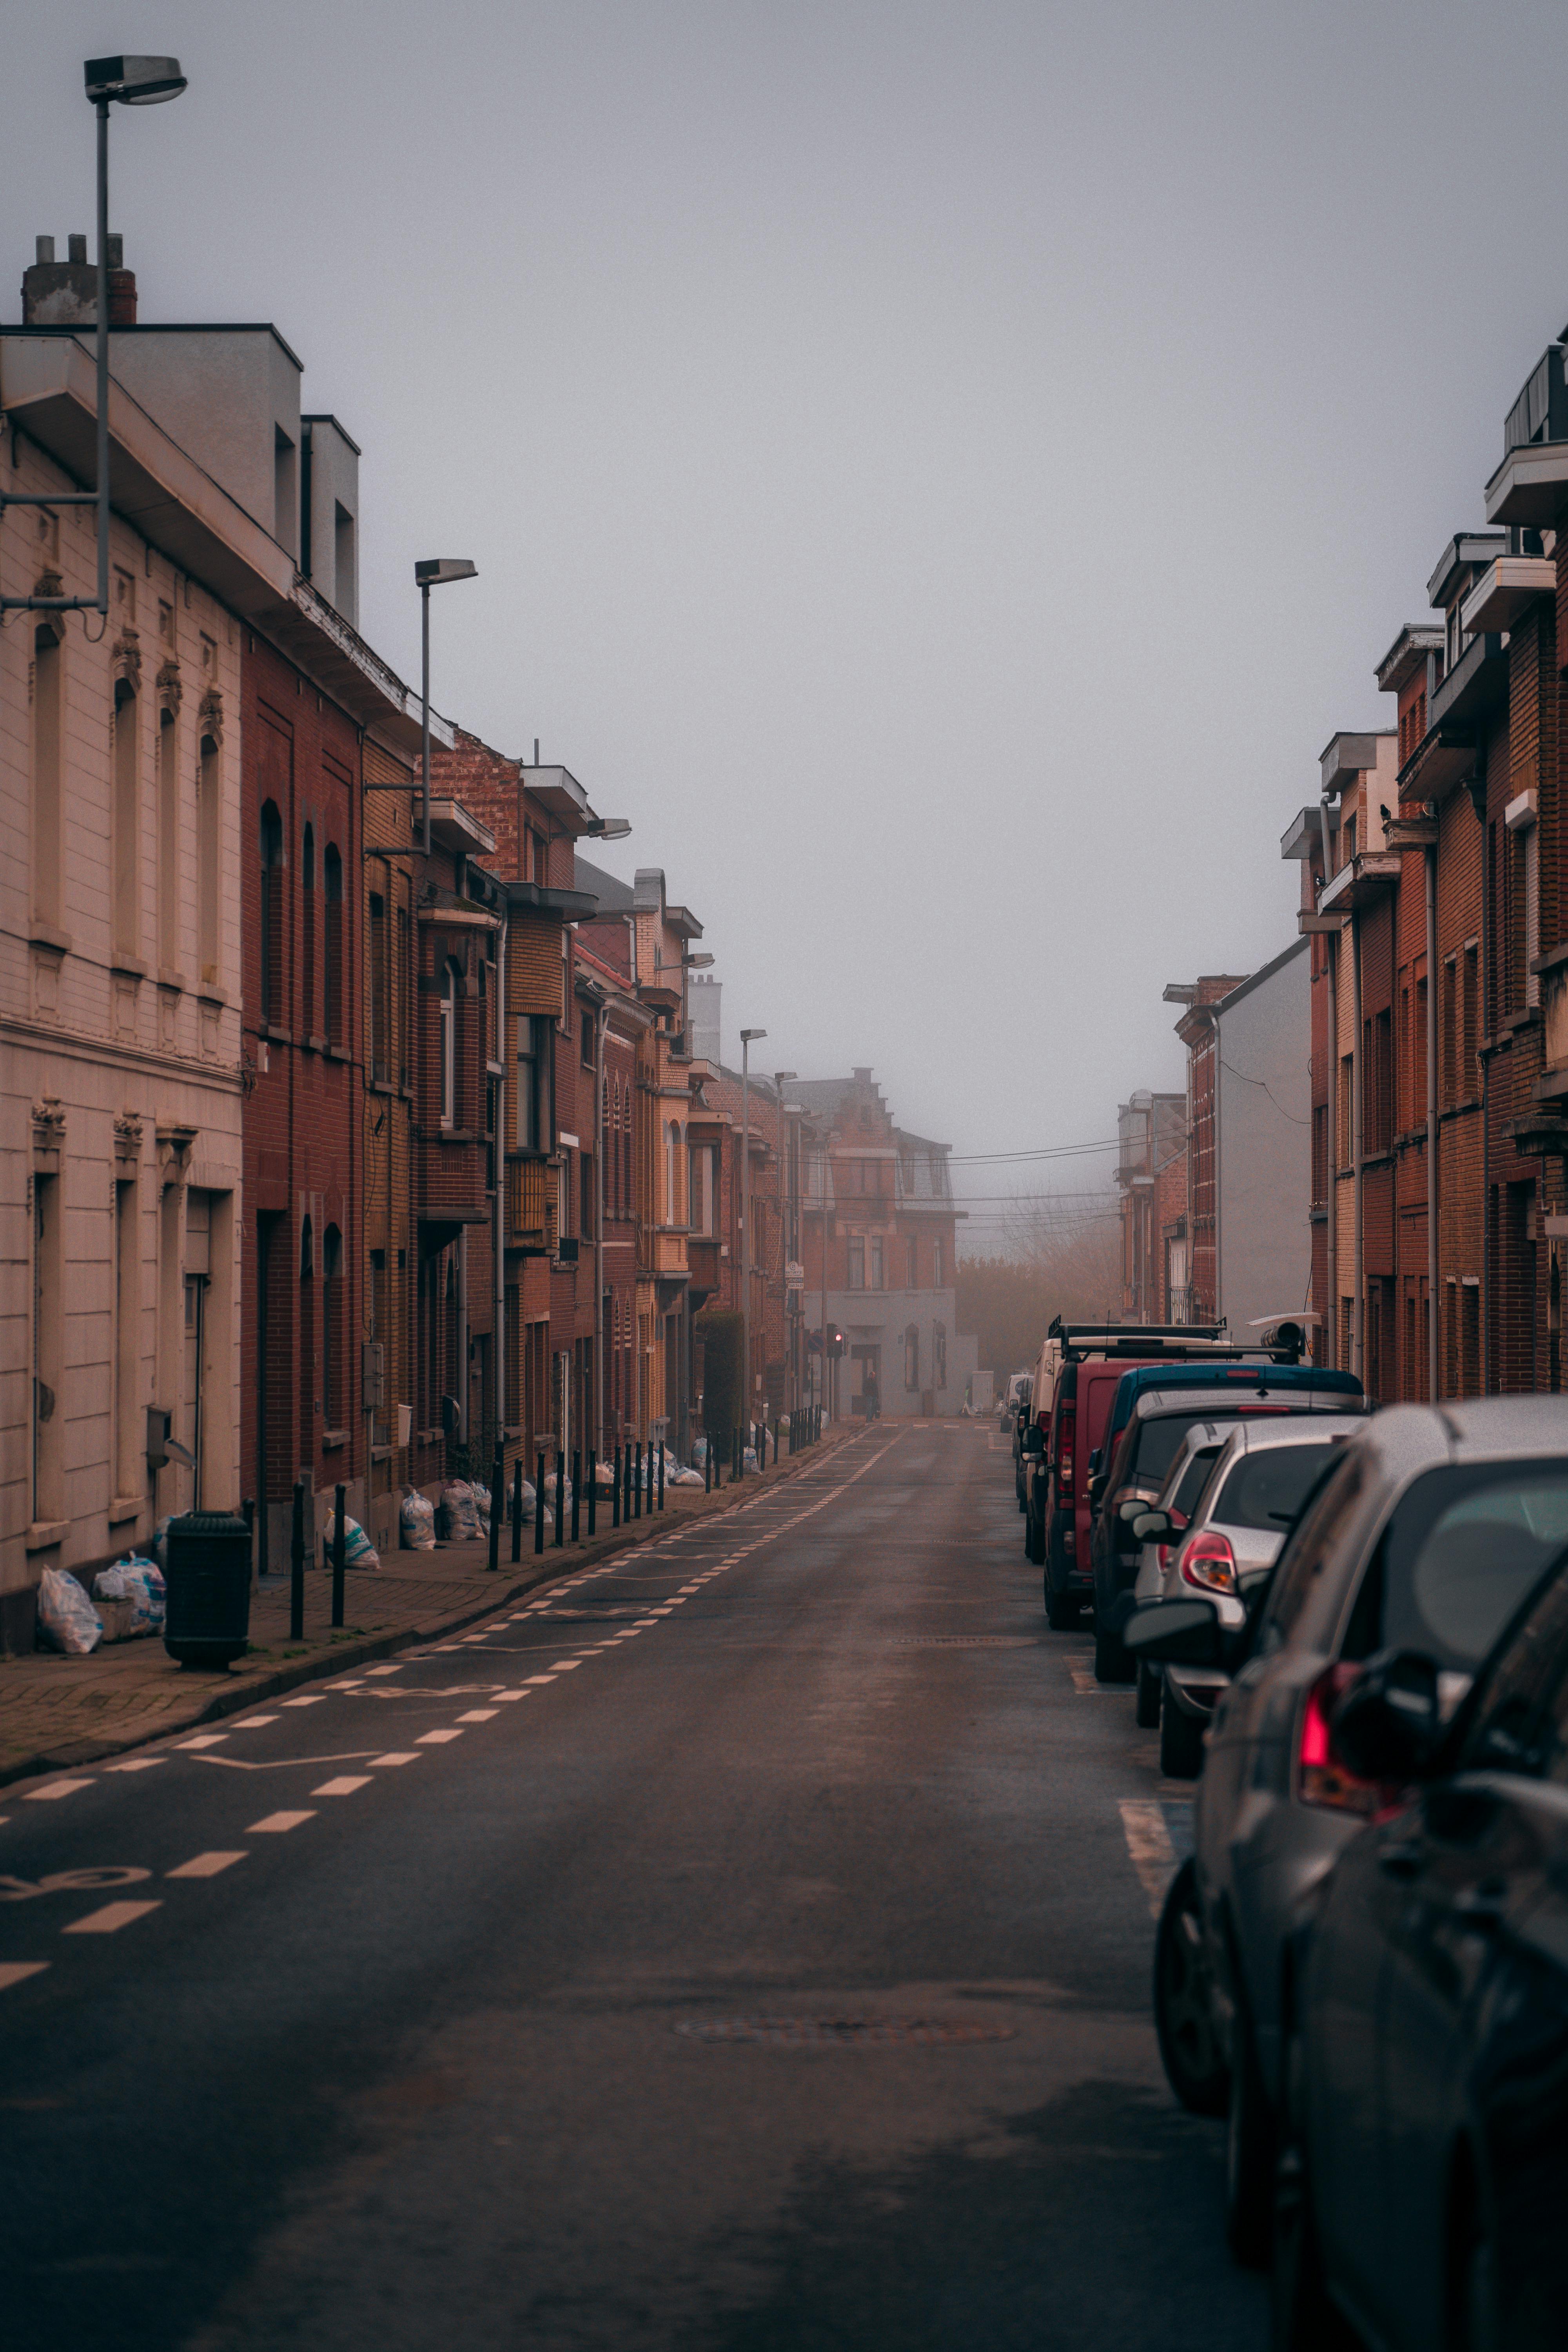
[494,904,506,1461]
[457,1224,468,1446]
[1319,797,1338,1367]
[594,1008,605,1457]
[1351,906,1364,1387]
[1426,834,1439,1400]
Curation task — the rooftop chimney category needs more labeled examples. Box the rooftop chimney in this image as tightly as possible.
[22,232,137,327]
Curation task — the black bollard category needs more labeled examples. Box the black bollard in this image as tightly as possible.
[512,1456,524,1563]
[704,1441,711,1494]
[535,1450,546,1554]
[588,1451,597,1538]
[658,1443,665,1511]
[331,1481,346,1628]
[634,1441,643,1519]
[572,1449,581,1544]
[612,1443,622,1528]
[488,1446,504,1571]
[290,1477,306,1641]
[555,1448,565,1547]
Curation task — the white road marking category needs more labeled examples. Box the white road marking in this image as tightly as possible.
[368,1752,421,1766]
[64,1900,163,1935]
[280,1695,327,1708]
[168,1852,247,1879]
[177,1734,229,1749]
[524,1674,557,1685]
[0,1962,48,1991]
[246,1811,317,1833]
[312,1776,372,1797]
[25,1780,92,1802]
[1119,1800,1178,1917]
[363,1664,405,1677]
[458,1708,498,1722]
[550,1661,584,1671]
[416,1729,463,1744]
[493,1691,529,1702]
[234,1716,278,1728]
[103,1758,164,1773]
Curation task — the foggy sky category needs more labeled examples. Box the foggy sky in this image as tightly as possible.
[7,2,1567,1249]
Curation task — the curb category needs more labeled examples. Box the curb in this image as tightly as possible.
[0,1428,861,1789]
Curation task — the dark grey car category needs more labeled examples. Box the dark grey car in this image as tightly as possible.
[1131,1399,1568,2268]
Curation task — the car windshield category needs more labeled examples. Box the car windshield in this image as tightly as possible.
[1348,1461,1568,1672]
[1131,1407,1287,1488]
[1211,1443,1339,1535]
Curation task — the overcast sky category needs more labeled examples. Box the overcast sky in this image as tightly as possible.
[7,3,1567,1246]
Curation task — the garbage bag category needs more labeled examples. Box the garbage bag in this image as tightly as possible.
[36,1567,102,1656]
[399,1487,436,1550]
[92,1557,166,1635]
[323,1512,380,1572]
[151,1515,173,1573]
[437,1480,482,1541]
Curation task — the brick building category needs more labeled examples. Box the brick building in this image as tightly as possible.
[1114,1091,1186,1321]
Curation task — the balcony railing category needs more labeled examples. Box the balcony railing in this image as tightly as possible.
[506,1154,550,1252]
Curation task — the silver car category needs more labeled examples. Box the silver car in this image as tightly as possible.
[1127,1399,1568,2270]
[1137,1417,1365,1779]
[1127,1420,1245,1729]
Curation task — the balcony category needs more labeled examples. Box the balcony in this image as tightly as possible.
[686,1236,721,1298]
[1397,723,1477,808]
[1430,631,1506,728]
[1459,555,1555,636]
[1486,346,1568,524]
[1318,853,1400,917]
[505,1154,551,1253]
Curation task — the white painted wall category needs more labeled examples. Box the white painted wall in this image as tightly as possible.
[1215,939,1313,1339]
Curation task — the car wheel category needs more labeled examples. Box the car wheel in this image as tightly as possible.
[1159,1692,1205,1778]
[1093,1616,1134,1684]
[1045,1582,1078,1630]
[1225,1996,1275,2269]
[1152,1858,1227,2117]
[1270,2143,1354,2352]
[1135,1659,1162,1728]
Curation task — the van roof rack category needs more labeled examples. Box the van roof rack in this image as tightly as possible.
[1047,1319,1227,1341]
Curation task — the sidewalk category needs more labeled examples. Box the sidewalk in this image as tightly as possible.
[0,1429,857,1788]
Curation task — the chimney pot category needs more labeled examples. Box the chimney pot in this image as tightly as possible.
[67,234,87,264]
[106,233,123,269]
[35,235,55,265]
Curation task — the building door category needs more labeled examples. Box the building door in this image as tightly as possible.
[184,1276,206,1510]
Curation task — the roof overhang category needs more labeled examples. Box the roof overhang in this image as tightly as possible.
[1279,807,1323,862]
[502,878,599,920]
[1427,531,1506,609]
[1485,442,1568,527]
[1430,632,1507,728]
[1319,732,1392,795]
[1374,624,1444,697]
[1459,555,1556,636]
[519,764,595,831]
[1397,724,1478,806]
[427,799,495,857]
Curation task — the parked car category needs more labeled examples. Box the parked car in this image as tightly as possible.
[1134,1417,1365,1775]
[1127,1399,1568,2268]
[1128,1422,1244,1729]
[1090,1372,1366,1684]
[1275,1539,1568,2351]
[1007,1374,1033,1505]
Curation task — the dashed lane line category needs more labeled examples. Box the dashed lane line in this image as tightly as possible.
[235,1715,278,1728]
[368,1752,422,1766]
[24,1780,93,1803]
[457,1709,497,1723]
[1118,1799,1178,1917]
[63,1900,163,1935]
[177,1734,229,1749]
[0,1962,48,1991]
[168,1852,247,1879]
[246,1811,317,1834]
[416,1729,463,1745]
[312,1777,372,1797]
[104,1759,164,1773]
[280,1695,327,1709]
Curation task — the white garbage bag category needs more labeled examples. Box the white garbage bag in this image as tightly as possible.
[36,1567,102,1656]
[399,1488,437,1550]
[323,1512,380,1572]
[92,1557,166,1636]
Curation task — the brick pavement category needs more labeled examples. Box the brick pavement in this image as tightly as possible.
[0,1430,856,1788]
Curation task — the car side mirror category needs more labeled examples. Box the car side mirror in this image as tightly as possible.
[1088,1475,1107,1507]
[1125,1597,1224,1668]
[1118,1497,1145,1523]
[1330,1650,1443,1785]
[1132,1508,1170,1541]
[1088,1448,1102,1475]
[1024,1425,1045,1457]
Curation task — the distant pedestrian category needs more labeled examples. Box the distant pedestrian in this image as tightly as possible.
[864,1374,880,1421]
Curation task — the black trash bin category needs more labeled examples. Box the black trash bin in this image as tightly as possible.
[164,1510,253,1670]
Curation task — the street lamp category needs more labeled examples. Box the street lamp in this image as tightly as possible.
[739,1028,766,1459]
[773,1073,800,1419]
[1,58,188,618]
[415,559,477,854]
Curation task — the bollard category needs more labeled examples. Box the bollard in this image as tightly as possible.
[488,1446,505,1572]
[704,1442,712,1494]
[572,1449,581,1544]
[634,1441,643,1519]
[658,1443,665,1511]
[612,1443,622,1528]
[535,1450,546,1554]
[290,1477,306,1641]
[331,1482,347,1629]
[588,1451,597,1538]
[555,1448,566,1548]
[512,1456,524,1564]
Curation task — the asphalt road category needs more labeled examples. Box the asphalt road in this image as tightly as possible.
[1,1422,1265,2351]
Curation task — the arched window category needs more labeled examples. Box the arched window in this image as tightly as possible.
[324,842,344,1047]
[300,823,317,1039]
[665,1119,676,1225]
[197,733,220,987]
[904,1324,920,1391]
[31,620,64,931]
[259,800,284,1026]
[321,1225,343,1429]
[157,699,178,972]
[441,958,460,1128]
[298,1214,315,1459]
[112,676,139,961]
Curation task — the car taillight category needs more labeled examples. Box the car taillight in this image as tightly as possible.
[1156,1544,1171,1571]
[1058,1414,1074,1490]
[1296,1662,1382,1815]
[1179,1531,1237,1595]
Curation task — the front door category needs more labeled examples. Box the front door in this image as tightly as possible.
[183,1276,206,1510]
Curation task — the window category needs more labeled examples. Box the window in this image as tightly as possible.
[113,1175,139,1503]
[689,1142,715,1237]
[370,893,388,1079]
[1462,942,1479,1094]
[1365,1009,1392,1156]
[1339,1052,1355,1161]
[581,1149,594,1240]
[1507,804,1540,1014]
[848,1237,866,1290]
[323,843,343,1047]
[906,1236,918,1289]
[396,904,410,1087]
[581,1010,595,1068]
[870,1237,884,1290]
[112,677,139,962]
[298,1216,315,1458]
[1461,1279,1481,1397]
[934,1237,945,1288]
[260,801,284,1027]
[905,1324,920,1390]
[1311,1105,1328,1206]
[321,1225,342,1429]
[516,1015,547,1150]
[32,1169,63,1525]
[158,704,178,972]
[197,734,220,987]
[441,960,459,1128]
[1442,958,1457,1108]
[485,1076,497,1193]
[1414,973,1428,1125]
[30,621,64,931]
[300,824,316,1038]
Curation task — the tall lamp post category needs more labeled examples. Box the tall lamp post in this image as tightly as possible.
[739,1028,766,1448]
[773,1073,798,1413]
[415,559,477,854]
[1,56,188,620]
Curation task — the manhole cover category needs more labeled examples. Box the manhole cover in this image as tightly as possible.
[674,2017,1016,2046]
[889,1635,1040,1648]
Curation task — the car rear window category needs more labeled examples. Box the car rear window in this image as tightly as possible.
[1130,1407,1288,1488]
[1169,1446,1224,1519]
[1346,1462,1568,1672]
[1211,1443,1340,1534]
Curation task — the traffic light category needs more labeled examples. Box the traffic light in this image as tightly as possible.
[828,1327,846,1359]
